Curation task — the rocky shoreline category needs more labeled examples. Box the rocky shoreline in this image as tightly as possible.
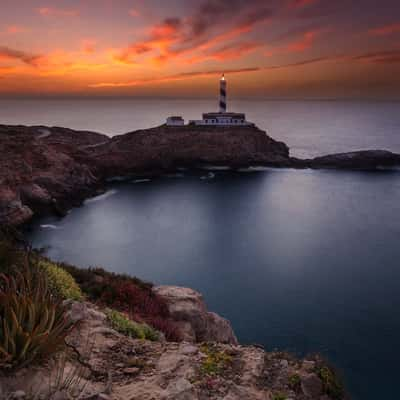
[0,123,358,399]
[1,123,399,228]
[1,288,348,400]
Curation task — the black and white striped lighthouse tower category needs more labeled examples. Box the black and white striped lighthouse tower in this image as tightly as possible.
[219,74,227,113]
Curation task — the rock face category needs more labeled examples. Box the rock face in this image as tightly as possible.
[0,302,347,400]
[153,286,238,344]
[307,150,400,170]
[0,125,108,226]
[93,125,290,176]
[1,123,400,227]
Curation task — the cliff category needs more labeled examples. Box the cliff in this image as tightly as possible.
[1,300,347,400]
[1,123,399,227]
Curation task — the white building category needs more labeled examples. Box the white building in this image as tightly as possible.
[190,112,253,126]
[166,74,253,127]
[166,116,185,126]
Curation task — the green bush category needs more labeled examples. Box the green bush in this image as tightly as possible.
[317,366,345,400]
[272,393,286,400]
[0,266,72,369]
[38,260,83,301]
[199,343,233,376]
[288,373,301,391]
[105,309,159,341]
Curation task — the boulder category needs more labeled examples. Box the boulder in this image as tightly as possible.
[154,286,238,344]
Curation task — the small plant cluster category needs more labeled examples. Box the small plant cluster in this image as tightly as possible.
[105,308,158,341]
[0,265,72,369]
[39,260,83,301]
[63,264,182,341]
[317,365,345,400]
[288,373,301,391]
[272,393,287,400]
[199,343,233,377]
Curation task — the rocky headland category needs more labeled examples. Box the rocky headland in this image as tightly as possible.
[1,123,399,228]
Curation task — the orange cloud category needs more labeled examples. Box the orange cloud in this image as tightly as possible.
[285,30,320,52]
[114,18,181,64]
[37,7,79,17]
[89,67,260,88]
[114,1,272,67]
[369,23,400,36]
[81,39,97,54]
[5,25,27,34]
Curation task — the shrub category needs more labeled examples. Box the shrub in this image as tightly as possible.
[62,264,182,341]
[38,260,83,301]
[0,236,24,276]
[317,366,345,400]
[145,316,182,342]
[200,343,233,376]
[105,308,159,341]
[272,393,286,400]
[288,373,301,391]
[0,266,72,369]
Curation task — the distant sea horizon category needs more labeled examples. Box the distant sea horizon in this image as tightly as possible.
[1,97,400,158]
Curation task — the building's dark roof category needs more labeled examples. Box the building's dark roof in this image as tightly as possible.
[168,116,184,120]
[202,112,245,119]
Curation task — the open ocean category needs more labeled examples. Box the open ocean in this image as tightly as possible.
[11,98,400,400]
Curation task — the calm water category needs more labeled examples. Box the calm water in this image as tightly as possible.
[26,170,400,400]
[1,98,400,157]
[16,99,400,399]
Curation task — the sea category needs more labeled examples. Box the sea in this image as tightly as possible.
[5,97,400,400]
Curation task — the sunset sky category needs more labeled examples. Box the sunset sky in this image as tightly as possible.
[1,0,399,98]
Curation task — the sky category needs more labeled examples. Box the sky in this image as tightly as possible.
[0,0,399,98]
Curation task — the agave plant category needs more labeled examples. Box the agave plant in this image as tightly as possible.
[0,262,72,369]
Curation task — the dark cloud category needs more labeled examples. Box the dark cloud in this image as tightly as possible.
[353,50,400,63]
[0,46,40,66]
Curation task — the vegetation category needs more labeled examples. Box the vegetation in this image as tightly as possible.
[39,260,83,301]
[272,393,287,400]
[317,365,345,400]
[0,265,72,369]
[199,343,233,376]
[288,373,301,391]
[105,308,159,341]
[63,264,182,341]
[0,232,25,276]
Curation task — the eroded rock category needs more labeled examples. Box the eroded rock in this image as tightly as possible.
[154,286,238,344]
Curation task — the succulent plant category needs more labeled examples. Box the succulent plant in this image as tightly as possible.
[0,264,72,369]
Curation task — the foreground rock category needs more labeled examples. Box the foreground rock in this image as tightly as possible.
[0,302,348,400]
[154,286,238,344]
[1,123,399,227]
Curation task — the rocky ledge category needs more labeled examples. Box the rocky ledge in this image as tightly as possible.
[1,300,348,400]
[1,123,399,227]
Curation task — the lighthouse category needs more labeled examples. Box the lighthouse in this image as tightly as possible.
[219,74,227,113]
[169,74,253,127]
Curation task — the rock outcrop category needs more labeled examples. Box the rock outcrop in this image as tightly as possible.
[1,123,399,227]
[0,302,347,400]
[306,150,400,170]
[154,286,238,344]
[92,125,290,177]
